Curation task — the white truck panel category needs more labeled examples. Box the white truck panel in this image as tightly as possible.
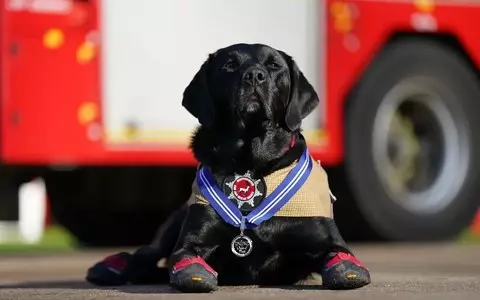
[100,0,326,145]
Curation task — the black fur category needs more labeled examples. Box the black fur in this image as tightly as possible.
[86,44,368,291]
[185,44,318,174]
[171,44,351,286]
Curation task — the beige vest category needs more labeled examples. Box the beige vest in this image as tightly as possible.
[188,158,334,218]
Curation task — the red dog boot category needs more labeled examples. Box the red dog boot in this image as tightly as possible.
[86,252,132,286]
[170,256,218,293]
[86,246,167,286]
[321,252,371,290]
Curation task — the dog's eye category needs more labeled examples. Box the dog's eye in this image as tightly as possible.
[222,59,237,72]
[266,62,280,70]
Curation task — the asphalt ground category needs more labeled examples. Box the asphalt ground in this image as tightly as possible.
[0,243,479,300]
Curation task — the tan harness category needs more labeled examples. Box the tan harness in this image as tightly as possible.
[188,158,334,218]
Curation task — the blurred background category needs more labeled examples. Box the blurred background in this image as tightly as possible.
[0,0,479,256]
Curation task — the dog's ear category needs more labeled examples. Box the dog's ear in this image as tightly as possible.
[182,54,215,127]
[279,51,319,132]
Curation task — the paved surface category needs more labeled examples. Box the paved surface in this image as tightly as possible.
[0,243,479,299]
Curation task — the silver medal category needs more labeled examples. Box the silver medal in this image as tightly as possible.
[231,234,253,257]
[231,216,253,257]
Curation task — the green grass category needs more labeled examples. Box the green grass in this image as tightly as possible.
[458,229,480,244]
[0,226,77,254]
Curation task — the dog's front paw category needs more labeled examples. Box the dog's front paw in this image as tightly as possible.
[86,252,132,286]
[86,246,166,286]
[322,252,371,290]
[170,257,218,293]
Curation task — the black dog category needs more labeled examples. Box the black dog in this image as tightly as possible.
[86,44,371,292]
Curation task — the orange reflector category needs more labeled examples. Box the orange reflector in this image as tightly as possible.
[78,102,98,125]
[414,0,435,13]
[335,19,353,33]
[43,28,64,49]
[330,1,347,16]
[76,41,96,64]
[330,1,354,33]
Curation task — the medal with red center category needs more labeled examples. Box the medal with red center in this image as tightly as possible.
[222,171,267,213]
[197,148,313,258]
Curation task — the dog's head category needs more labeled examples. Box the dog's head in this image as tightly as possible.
[182,44,319,132]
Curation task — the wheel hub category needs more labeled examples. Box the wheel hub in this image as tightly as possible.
[372,78,470,214]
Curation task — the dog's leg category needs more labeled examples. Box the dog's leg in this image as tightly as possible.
[312,218,371,290]
[168,203,223,293]
[150,203,188,258]
[85,206,187,286]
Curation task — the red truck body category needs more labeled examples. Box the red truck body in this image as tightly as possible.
[5,0,479,166]
[1,0,479,245]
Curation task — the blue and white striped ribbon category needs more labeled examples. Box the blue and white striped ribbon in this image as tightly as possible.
[196,148,313,228]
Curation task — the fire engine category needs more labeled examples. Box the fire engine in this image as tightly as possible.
[1,0,479,246]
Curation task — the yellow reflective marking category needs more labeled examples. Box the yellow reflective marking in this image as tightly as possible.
[191,276,202,281]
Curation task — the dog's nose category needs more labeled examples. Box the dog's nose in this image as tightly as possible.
[243,67,266,86]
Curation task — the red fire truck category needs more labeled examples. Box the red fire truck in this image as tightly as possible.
[1,0,479,246]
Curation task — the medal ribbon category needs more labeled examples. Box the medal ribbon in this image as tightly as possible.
[196,148,313,229]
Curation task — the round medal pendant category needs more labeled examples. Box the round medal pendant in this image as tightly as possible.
[231,234,253,257]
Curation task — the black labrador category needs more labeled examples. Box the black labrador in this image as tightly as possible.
[86,43,371,293]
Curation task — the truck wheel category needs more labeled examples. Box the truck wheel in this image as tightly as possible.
[44,166,196,247]
[337,38,480,241]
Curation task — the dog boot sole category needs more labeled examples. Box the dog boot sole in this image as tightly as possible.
[170,264,218,293]
[322,260,371,290]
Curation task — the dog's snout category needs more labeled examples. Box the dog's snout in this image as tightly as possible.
[243,67,266,86]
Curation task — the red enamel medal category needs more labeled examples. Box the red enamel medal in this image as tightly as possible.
[222,171,267,212]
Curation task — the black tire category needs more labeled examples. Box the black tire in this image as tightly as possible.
[44,166,196,247]
[334,38,480,241]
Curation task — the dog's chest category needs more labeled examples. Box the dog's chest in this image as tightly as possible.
[190,159,333,218]
[211,218,321,285]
